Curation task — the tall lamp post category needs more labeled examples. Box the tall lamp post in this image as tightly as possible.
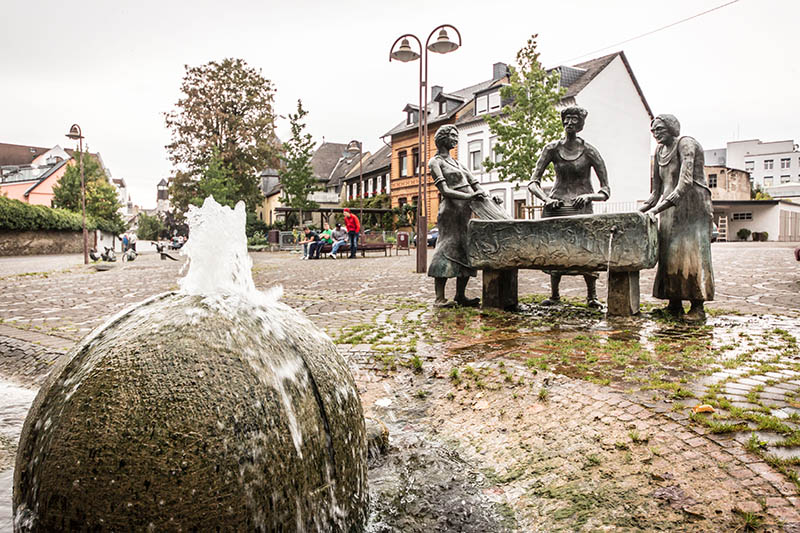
[390,24,461,274]
[66,124,88,265]
[345,140,364,223]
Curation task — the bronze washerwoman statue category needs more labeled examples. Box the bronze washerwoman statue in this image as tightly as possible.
[527,106,610,308]
[640,114,714,322]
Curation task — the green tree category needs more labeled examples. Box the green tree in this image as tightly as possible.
[279,99,319,211]
[165,58,279,214]
[483,35,565,184]
[136,211,166,241]
[752,184,773,200]
[52,152,124,232]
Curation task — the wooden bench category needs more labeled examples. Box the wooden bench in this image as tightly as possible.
[314,234,393,258]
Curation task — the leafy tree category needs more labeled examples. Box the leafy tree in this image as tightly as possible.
[52,151,125,232]
[165,58,279,214]
[279,99,319,211]
[483,35,565,184]
[136,211,166,241]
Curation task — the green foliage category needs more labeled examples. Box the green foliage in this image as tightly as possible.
[483,34,565,183]
[165,58,279,215]
[136,212,166,241]
[51,152,125,233]
[279,99,319,210]
[0,196,115,233]
[752,184,772,200]
[737,228,751,241]
[341,193,394,229]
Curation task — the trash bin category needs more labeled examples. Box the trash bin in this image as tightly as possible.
[268,230,280,244]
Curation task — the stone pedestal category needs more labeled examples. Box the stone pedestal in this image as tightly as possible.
[482,269,518,310]
[607,271,640,316]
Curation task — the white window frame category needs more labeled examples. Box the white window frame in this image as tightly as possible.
[764,176,774,187]
[488,91,501,111]
[732,212,752,221]
[781,175,791,184]
[745,160,754,171]
[765,159,774,170]
[469,140,483,172]
[708,174,717,188]
[781,158,791,169]
[399,151,408,177]
[476,95,488,114]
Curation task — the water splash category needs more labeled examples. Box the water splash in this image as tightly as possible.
[179,197,263,300]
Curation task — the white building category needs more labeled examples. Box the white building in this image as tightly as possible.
[708,139,800,190]
[456,51,653,218]
[713,199,800,242]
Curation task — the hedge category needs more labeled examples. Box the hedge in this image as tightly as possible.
[0,196,121,234]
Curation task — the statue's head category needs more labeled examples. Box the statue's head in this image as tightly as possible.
[651,114,680,144]
[434,124,459,150]
[560,106,588,133]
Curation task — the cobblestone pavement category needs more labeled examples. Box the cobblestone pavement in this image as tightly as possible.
[0,242,798,530]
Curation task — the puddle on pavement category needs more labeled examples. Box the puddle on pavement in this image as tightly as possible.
[436,304,800,394]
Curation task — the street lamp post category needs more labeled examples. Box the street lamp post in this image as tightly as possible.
[346,140,364,223]
[66,124,88,265]
[390,25,461,274]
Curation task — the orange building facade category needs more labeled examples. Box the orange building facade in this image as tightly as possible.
[0,160,70,206]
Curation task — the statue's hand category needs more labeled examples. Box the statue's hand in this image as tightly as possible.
[544,197,562,209]
[572,194,593,208]
[471,190,488,201]
[646,212,657,224]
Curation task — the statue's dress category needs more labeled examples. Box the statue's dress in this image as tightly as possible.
[652,137,715,301]
[428,155,476,279]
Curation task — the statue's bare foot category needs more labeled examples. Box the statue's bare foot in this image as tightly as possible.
[454,296,480,308]
[434,299,455,308]
[684,305,706,323]
[541,297,561,306]
[586,298,602,309]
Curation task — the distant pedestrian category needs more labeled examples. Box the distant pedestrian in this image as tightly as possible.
[129,232,137,252]
[343,208,360,259]
[121,233,129,252]
[298,226,321,260]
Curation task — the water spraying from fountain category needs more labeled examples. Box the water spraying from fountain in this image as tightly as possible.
[13,197,369,532]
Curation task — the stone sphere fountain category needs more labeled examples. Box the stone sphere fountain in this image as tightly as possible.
[13,199,368,532]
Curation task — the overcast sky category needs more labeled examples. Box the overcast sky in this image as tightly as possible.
[2,0,797,208]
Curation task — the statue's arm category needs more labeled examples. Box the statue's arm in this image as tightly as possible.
[640,152,662,212]
[527,144,559,206]
[666,138,697,204]
[430,158,483,201]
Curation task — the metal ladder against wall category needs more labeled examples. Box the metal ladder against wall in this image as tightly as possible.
[717,215,728,242]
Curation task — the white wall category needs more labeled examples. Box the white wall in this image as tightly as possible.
[574,55,652,212]
[726,139,799,188]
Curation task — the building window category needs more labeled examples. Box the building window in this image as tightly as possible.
[412,148,419,175]
[732,212,752,221]
[745,160,754,172]
[398,151,408,177]
[398,197,407,207]
[781,158,791,169]
[781,175,791,184]
[489,136,501,164]
[469,140,483,172]
[476,95,488,114]
[764,176,774,187]
[488,91,501,111]
[439,101,446,115]
[765,160,774,170]
[708,174,717,188]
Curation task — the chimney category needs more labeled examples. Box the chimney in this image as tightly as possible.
[493,62,508,80]
[431,85,443,99]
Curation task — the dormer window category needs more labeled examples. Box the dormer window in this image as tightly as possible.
[439,101,446,115]
[476,95,488,115]
[406,111,413,125]
[489,91,500,111]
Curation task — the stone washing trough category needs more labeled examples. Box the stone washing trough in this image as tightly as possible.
[467,212,658,316]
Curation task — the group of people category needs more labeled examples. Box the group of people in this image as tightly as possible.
[429,107,715,321]
[298,208,361,260]
[120,232,137,252]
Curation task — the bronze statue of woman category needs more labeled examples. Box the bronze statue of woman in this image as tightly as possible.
[527,106,610,308]
[428,124,506,307]
[640,114,714,322]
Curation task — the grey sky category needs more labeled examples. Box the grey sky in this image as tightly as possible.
[1,0,796,209]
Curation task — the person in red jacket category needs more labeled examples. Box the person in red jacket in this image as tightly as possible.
[343,208,361,258]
